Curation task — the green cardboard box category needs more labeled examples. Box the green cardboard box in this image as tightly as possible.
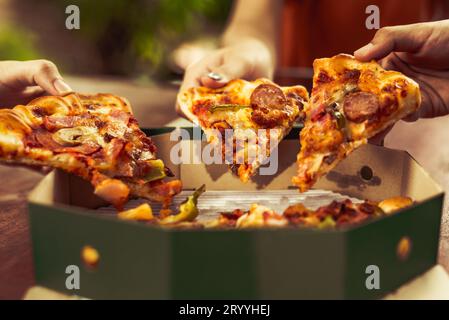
[28,128,443,299]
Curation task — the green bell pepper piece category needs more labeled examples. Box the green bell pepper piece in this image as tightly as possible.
[318,215,336,229]
[333,111,346,130]
[144,159,166,182]
[159,184,206,224]
[210,104,250,112]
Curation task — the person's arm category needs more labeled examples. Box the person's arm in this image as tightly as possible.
[221,0,279,70]
[180,0,280,94]
[354,20,449,120]
[0,60,72,107]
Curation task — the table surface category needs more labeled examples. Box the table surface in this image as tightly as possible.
[1,76,448,299]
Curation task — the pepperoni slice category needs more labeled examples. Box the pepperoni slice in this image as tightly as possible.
[250,84,288,128]
[343,92,380,123]
[43,116,80,131]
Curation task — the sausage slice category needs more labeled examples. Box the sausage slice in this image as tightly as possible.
[250,84,288,127]
[343,91,379,123]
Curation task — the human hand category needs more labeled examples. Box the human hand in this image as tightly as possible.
[178,39,273,114]
[355,20,449,121]
[0,60,72,107]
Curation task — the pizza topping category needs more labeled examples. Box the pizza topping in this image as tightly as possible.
[343,91,379,123]
[333,110,346,129]
[52,126,100,146]
[323,153,337,165]
[26,128,60,149]
[210,104,250,112]
[94,178,130,210]
[287,199,378,227]
[236,203,288,228]
[323,102,346,129]
[29,128,97,155]
[316,70,333,84]
[143,159,167,182]
[96,138,125,164]
[210,120,231,135]
[53,141,101,155]
[222,209,245,220]
[118,203,154,221]
[32,106,50,117]
[318,216,336,229]
[250,84,288,128]
[378,196,413,214]
[44,116,81,131]
[109,109,131,125]
[379,96,398,116]
[159,184,205,225]
[310,104,327,122]
[342,69,361,82]
[192,100,214,116]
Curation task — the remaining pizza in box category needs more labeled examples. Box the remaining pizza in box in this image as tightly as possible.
[178,78,308,182]
[293,54,421,192]
[0,93,181,209]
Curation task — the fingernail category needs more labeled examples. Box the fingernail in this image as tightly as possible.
[53,79,72,94]
[354,43,374,58]
[207,72,223,81]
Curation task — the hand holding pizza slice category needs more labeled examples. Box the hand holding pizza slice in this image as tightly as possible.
[0,93,182,209]
[178,78,309,182]
[293,54,421,192]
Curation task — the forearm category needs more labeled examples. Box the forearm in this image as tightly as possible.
[221,0,279,72]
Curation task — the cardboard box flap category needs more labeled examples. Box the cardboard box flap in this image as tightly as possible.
[28,133,443,208]
[179,141,442,202]
[28,170,106,209]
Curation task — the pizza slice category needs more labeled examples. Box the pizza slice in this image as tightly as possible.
[178,78,308,182]
[205,204,288,229]
[0,93,182,209]
[292,54,421,192]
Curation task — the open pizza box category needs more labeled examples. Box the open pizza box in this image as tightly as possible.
[27,127,443,299]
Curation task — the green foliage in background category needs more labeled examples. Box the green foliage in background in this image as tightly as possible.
[49,0,232,76]
[0,25,40,61]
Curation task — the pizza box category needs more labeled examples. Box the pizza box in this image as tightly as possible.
[27,127,444,299]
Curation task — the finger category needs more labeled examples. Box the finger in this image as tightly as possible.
[171,44,211,72]
[402,112,420,122]
[180,54,223,93]
[354,24,430,61]
[368,125,394,146]
[200,59,251,88]
[0,60,72,95]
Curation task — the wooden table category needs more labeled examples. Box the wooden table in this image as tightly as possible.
[1,76,448,299]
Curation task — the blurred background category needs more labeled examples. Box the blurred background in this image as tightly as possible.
[0,0,232,125]
[0,0,232,77]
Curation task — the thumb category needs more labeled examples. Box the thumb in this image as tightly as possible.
[200,59,252,88]
[354,24,430,61]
